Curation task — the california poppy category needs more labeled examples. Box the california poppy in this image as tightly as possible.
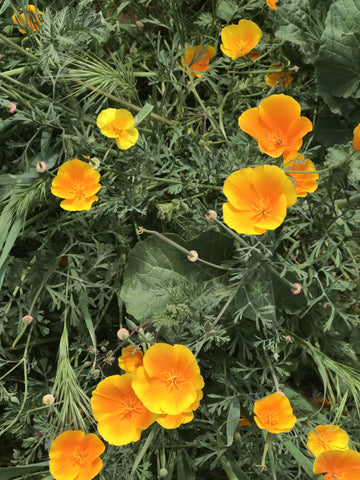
[352,123,360,151]
[283,152,319,197]
[265,63,293,88]
[97,108,139,150]
[307,425,349,457]
[222,165,297,235]
[91,374,157,446]
[181,45,216,77]
[238,94,313,158]
[49,430,105,480]
[220,20,262,60]
[131,343,204,416]
[51,159,101,211]
[313,449,360,480]
[12,5,43,34]
[267,0,279,10]
[253,392,297,434]
[118,346,144,375]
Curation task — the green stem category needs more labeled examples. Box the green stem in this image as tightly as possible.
[128,425,160,480]
[74,80,178,126]
[259,432,272,470]
[0,33,38,60]
[318,150,356,174]
[1,66,27,77]
[220,457,239,480]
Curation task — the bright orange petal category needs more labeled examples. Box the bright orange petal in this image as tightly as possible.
[284,153,319,197]
[353,123,360,150]
[313,449,360,478]
[118,346,144,374]
[253,392,297,434]
[307,425,349,457]
[220,20,262,60]
[267,0,278,10]
[157,410,194,429]
[223,202,267,235]
[181,45,216,77]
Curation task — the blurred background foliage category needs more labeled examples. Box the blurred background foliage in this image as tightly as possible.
[0,0,359,479]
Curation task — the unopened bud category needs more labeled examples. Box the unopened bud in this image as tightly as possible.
[291,283,302,295]
[187,250,198,262]
[7,102,16,114]
[205,210,217,223]
[117,328,129,340]
[42,394,55,406]
[89,157,100,169]
[159,468,168,478]
[22,315,33,325]
[36,161,47,173]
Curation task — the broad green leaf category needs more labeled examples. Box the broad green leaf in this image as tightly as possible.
[0,461,49,480]
[120,231,233,322]
[134,103,154,126]
[216,0,237,22]
[282,437,319,479]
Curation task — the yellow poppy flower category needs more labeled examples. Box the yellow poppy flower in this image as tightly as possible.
[267,0,279,11]
[51,159,101,211]
[97,108,139,150]
[313,449,360,480]
[238,94,313,158]
[253,392,297,434]
[220,19,262,60]
[12,5,43,34]
[49,430,105,480]
[181,45,216,77]
[283,152,319,197]
[307,425,349,457]
[91,374,157,446]
[131,343,204,416]
[223,165,297,235]
[118,346,144,375]
[265,63,293,88]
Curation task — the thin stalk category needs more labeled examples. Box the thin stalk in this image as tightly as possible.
[128,425,160,480]
[259,432,272,471]
[0,33,38,60]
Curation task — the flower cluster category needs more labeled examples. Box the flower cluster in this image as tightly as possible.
[307,424,360,479]
[91,343,204,445]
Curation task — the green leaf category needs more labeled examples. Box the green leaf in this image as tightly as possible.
[134,103,154,126]
[216,0,237,22]
[0,462,49,480]
[282,437,319,479]
[226,397,240,447]
[120,231,233,322]
[315,0,360,119]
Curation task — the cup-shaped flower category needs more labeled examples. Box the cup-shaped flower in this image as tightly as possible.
[265,64,293,88]
[313,449,360,480]
[181,45,216,78]
[51,159,101,211]
[238,94,313,158]
[353,123,360,151]
[97,108,139,150]
[118,346,144,374]
[49,430,105,480]
[132,343,204,416]
[253,392,297,434]
[156,389,203,429]
[12,5,43,34]
[283,152,319,197]
[223,165,297,235]
[267,0,279,10]
[91,374,157,446]
[220,20,262,60]
[307,425,349,457]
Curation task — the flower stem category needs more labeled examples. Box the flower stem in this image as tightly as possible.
[319,150,356,174]
[128,425,160,480]
[259,432,273,470]
[0,33,38,60]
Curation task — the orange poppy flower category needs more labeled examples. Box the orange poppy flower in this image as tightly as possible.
[51,159,101,211]
[353,123,360,150]
[265,64,293,88]
[118,346,144,375]
[267,0,279,10]
[313,449,360,480]
[156,389,203,429]
[131,343,204,416]
[283,152,319,197]
[49,430,105,480]
[181,45,216,78]
[97,108,139,150]
[220,20,262,60]
[307,425,349,457]
[222,165,297,235]
[238,94,313,158]
[253,392,297,434]
[91,374,157,446]
[12,5,43,34]
[239,414,252,427]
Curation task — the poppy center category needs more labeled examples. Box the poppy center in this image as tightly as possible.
[73,448,87,468]
[110,119,127,136]
[70,183,87,200]
[267,409,279,426]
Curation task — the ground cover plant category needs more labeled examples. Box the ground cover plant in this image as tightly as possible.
[1,0,360,479]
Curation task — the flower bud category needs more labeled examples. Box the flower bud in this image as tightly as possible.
[291,283,302,295]
[7,102,16,114]
[159,468,168,478]
[22,315,33,325]
[117,328,130,340]
[89,157,100,169]
[36,161,47,173]
[187,250,198,262]
[205,210,217,223]
[42,394,55,406]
